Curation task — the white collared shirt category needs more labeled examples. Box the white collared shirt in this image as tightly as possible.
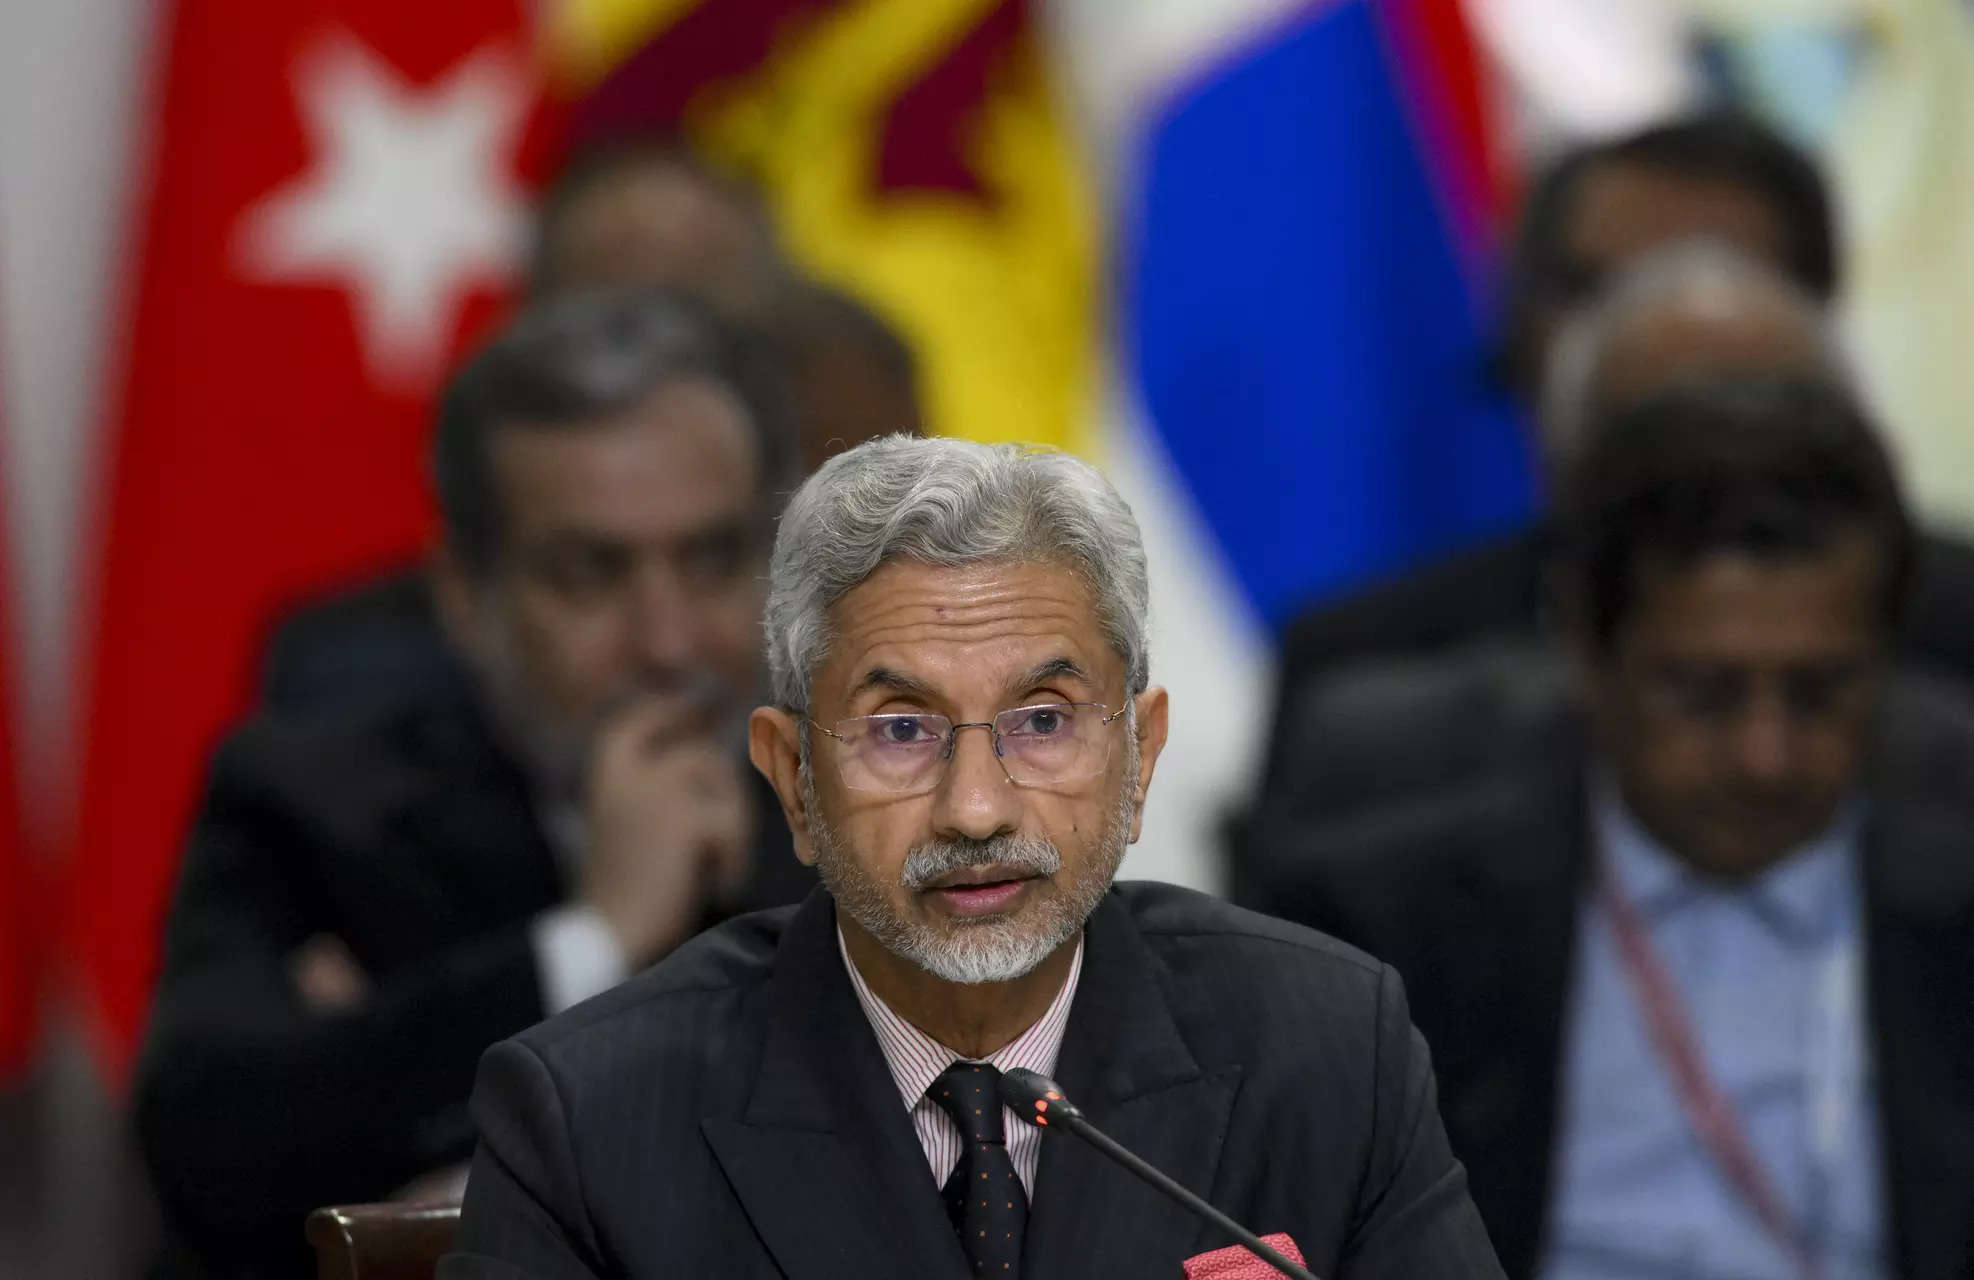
[838,927,1084,1197]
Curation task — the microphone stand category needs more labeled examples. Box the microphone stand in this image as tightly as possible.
[1000,1069,1319,1280]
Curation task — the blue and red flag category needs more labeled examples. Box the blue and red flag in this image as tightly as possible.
[1125,0,1532,628]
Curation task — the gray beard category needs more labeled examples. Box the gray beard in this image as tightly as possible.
[804,746,1137,985]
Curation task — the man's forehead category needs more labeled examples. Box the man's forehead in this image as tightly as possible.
[1622,541,1886,651]
[1568,161,1788,268]
[489,381,760,535]
[848,654,1099,701]
[1594,295,1824,412]
[821,560,1115,691]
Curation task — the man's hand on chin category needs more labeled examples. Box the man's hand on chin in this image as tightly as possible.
[289,933,371,1014]
[579,694,755,969]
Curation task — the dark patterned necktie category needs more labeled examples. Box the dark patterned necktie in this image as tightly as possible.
[928,1062,1027,1276]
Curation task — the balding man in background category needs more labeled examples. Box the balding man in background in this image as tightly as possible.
[526,137,921,469]
[1534,241,1842,458]
[1242,237,1974,881]
[1263,114,1974,722]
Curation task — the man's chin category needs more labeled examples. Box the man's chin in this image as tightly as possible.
[1683,827,1813,880]
[908,921,1066,986]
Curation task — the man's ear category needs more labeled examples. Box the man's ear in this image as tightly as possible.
[1547,571,1607,703]
[427,541,481,658]
[749,706,818,866]
[1126,687,1170,845]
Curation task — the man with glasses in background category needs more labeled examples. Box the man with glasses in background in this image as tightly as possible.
[1242,377,1974,1278]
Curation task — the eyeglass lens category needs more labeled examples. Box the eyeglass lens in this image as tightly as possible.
[827,703,1114,792]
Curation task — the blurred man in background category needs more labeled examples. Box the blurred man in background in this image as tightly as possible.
[135,290,815,1278]
[1267,115,1842,697]
[1253,113,1974,825]
[1241,375,1974,1278]
[1492,113,1837,404]
[1532,240,1839,460]
[1246,241,1974,842]
[526,137,921,471]
[262,138,922,715]
[527,138,788,315]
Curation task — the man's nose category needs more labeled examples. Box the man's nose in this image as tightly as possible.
[627,562,700,669]
[1729,695,1796,782]
[929,723,1020,842]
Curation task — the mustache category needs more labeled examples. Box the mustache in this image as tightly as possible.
[900,835,1062,891]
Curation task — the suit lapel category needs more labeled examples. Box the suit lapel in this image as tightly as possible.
[1021,894,1240,1280]
[393,696,565,915]
[1861,796,1974,1279]
[704,892,969,1280]
[1440,730,1586,1279]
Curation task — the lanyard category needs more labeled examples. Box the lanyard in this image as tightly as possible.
[1594,855,1822,1280]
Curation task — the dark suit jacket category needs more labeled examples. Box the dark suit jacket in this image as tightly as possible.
[1259,525,1974,801]
[1239,650,1974,1278]
[442,882,1507,1279]
[134,691,814,1279]
[259,567,468,715]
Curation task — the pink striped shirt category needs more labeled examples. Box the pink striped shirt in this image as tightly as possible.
[838,928,1084,1199]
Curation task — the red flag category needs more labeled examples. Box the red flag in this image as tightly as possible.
[73,0,561,1082]
[0,361,35,1082]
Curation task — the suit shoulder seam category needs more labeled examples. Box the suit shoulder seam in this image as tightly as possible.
[1136,922,1384,978]
[531,970,767,1043]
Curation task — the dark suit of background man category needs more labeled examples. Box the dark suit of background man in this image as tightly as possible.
[135,290,815,1277]
[444,436,1506,1279]
[1243,376,1974,1278]
[1260,114,1974,808]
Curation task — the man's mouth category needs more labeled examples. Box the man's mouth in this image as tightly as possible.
[922,864,1043,917]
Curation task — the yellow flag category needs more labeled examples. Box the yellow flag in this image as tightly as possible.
[544,0,1101,456]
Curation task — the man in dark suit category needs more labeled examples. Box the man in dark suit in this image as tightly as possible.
[135,290,815,1277]
[1258,115,1974,808]
[1242,377,1974,1277]
[444,435,1505,1279]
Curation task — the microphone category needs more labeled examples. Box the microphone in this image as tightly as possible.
[998,1068,1320,1280]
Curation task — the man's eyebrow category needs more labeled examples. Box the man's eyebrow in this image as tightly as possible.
[1007,657,1093,696]
[849,666,940,700]
[531,526,623,547]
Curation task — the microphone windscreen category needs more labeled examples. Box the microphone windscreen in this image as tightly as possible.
[997,1067,1083,1125]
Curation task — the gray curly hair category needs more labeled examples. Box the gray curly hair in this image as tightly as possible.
[764,435,1150,712]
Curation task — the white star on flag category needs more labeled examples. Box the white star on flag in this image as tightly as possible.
[235,32,532,389]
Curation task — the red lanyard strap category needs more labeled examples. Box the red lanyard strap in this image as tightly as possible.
[1594,856,1820,1280]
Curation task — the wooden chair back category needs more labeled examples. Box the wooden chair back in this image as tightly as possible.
[306,1203,461,1280]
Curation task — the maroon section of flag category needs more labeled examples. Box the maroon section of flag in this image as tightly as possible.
[568,0,1031,205]
[71,0,561,1083]
[569,0,846,140]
